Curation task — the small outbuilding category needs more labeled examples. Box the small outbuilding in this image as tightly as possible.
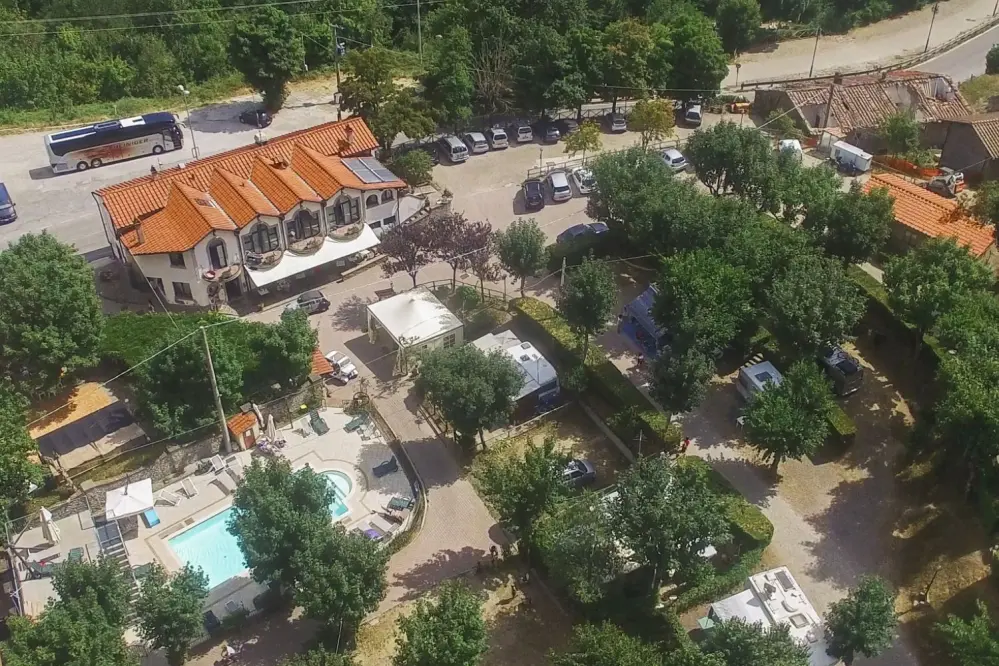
[472,331,560,414]
[366,287,463,374]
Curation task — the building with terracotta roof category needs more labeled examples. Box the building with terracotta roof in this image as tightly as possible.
[93,117,414,308]
[754,71,971,152]
[939,112,999,181]
[864,173,998,268]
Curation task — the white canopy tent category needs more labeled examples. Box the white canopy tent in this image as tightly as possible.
[366,288,463,374]
[40,507,60,544]
[104,478,154,520]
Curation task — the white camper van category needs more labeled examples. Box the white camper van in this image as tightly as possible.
[736,361,784,401]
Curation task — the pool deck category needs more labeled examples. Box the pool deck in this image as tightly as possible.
[9,407,412,628]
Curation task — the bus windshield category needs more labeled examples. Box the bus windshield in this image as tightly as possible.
[45,112,183,173]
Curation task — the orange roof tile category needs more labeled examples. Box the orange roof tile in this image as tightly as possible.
[209,169,280,227]
[311,348,333,376]
[250,158,315,214]
[122,183,237,255]
[865,173,995,257]
[96,116,377,231]
[292,145,346,199]
[227,411,257,437]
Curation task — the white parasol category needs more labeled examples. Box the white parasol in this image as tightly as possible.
[104,478,154,520]
[40,507,60,544]
[266,414,277,442]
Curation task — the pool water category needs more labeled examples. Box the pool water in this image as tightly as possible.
[167,470,354,589]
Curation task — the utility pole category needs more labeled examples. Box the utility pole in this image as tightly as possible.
[416,0,423,65]
[808,28,820,78]
[202,326,232,453]
[560,256,567,288]
[924,3,939,53]
[333,23,343,121]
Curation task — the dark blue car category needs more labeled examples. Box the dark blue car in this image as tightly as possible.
[556,222,608,244]
[0,183,16,224]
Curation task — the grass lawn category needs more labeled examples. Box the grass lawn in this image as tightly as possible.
[355,569,572,666]
[477,402,629,490]
[959,74,999,112]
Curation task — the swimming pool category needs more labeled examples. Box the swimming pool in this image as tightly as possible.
[167,470,354,589]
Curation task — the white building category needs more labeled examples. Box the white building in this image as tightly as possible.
[471,331,560,406]
[366,288,463,374]
[93,118,419,308]
[700,566,837,666]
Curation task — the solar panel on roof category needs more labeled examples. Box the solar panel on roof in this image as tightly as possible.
[360,157,398,182]
[342,157,381,184]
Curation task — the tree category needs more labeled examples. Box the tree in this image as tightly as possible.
[430,214,491,290]
[339,47,397,121]
[776,159,840,222]
[423,26,475,128]
[53,557,132,627]
[467,242,501,300]
[136,329,244,436]
[600,19,653,110]
[802,181,893,264]
[293,525,388,628]
[883,237,995,338]
[370,88,436,151]
[970,180,999,244]
[612,457,731,593]
[0,233,103,396]
[550,623,664,666]
[936,601,999,666]
[393,581,486,666]
[824,576,897,665]
[229,7,303,111]
[933,353,999,470]
[933,289,999,355]
[560,257,616,359]
[716,0,761,54]
[726,216,818,302]
[667,11,728,96]
[246,308,316,393]
[662,647,725,666]
[474,436,569,549]
[743,361,832,470]
[563,120,602,159]
[390,149,434,187]
[0,384,44,510]
[649,347,715,414]
[653,249,754,354]
[534,495,624,605]
[495,218,547,295]
[134,564,210,666]
[765,255,865,359]
[684,121,781,211]
[281,648,356,666]
[988,44,999,74]
[628,98,676,148]
[878,110,920,156]
[380,221,436,288]
[417,345,523,447]
[765,109,803,141]
[228,457,334,589]
[702,618,810,666]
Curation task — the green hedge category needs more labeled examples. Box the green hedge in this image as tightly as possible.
[510,297,679,453]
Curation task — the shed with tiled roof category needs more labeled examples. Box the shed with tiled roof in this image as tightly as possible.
[939,112,999,181]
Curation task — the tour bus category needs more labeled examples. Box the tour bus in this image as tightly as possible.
[44,112,183,173]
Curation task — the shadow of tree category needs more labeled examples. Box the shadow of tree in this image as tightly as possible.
[391,546,490,601]
[331,295,372,332]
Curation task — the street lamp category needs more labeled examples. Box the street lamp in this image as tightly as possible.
[176,84,200,159]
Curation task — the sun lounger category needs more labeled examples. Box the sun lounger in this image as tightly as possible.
[309,410,330,436]
[156,489,182,506]
[225,456,244,479]
[67,547,85,563]
[373,456,399,478]
[387,496,414,511]
[26,560,56,579]
[142,509,161,528]
[133,562,155,580]
[344,414,367,432]
[209,454,226,474]
[182,478,198,498]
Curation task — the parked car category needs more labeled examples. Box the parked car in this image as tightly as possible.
[523,179,546,210]
[571,167,596,195]
[239,109,272,128]
[683,103,702,127]
[604,112,627,133]
[0,182,16,224]
[662,148,688,173]
[547,170,573,202]
[285,290,331,315]
[556,222,606,244]
[538,122,560,144]
[562,459,596,487]
[508,120,534,143]
[555,118,579,135]
[462,132,489,154]
[325,350,359,383]
[485,127,509,149]
[437,135,469,163]
[818,346,864,396]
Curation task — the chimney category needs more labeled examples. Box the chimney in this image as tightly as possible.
[135,220,145,245]
[344,125,355,146]
[832,71,843,85]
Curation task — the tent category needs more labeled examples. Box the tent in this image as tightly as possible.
[105,478,154,520]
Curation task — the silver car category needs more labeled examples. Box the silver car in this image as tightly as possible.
[462,132,489,154]
[662,148,687,173]
[485,127,508,149]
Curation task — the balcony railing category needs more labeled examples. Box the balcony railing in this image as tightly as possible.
[244,249,284,270]
[329,222,365,242]
[287,236,325,255]
[202,263,243,282]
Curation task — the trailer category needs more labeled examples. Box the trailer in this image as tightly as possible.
[831,141,872,173]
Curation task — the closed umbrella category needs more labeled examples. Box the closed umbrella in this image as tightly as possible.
[40,507,60,544]
[266,414,277,442]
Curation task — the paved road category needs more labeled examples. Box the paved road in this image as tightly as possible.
[916,21,999,81]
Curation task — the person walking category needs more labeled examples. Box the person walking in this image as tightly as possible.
[681,437,691,455]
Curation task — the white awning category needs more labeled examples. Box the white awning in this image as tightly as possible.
[246,225,380,289]
[105,478,154,520]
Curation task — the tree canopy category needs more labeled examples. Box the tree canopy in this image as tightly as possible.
[716,0,761,53]
[878,111,919,156]
[702,618,810,666]
[560,257,617,358]
[495,218,548,295]
[935,601,999,666]
[801,181,893,264]
[0,384,44,511]
[685,121,780,211]
[134,563,210,666]
[393,581,487,666]
[550,622,665,666]
[229,7,303,111]
[824,576,898,665]
[628,98,676,148]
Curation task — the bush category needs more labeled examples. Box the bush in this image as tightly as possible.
[511,297,679,454]
[988,44,999,75]
[389,149,434,186]
[101,312,221,367]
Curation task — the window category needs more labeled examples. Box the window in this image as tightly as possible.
[365,194,379,208]
[381,189,395,203]
[168,252,185,268]
[207,239,227,269]
[147,277,164,295]
[242,223,280,254]
[369,220,382,230]
[329,196,361,227]
[286,211,320,242]
[442,332,456,349]
[172,281,194,301]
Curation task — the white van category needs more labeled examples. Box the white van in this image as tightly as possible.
[438,135,469,163]
[684,104,703,127]
[736,361,783,401]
